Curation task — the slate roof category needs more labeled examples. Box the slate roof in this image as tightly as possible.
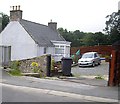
[20,19,65,47]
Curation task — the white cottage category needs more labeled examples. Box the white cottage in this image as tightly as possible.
[0,6,71,61]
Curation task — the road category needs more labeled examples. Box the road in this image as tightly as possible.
[2,83,87,102]
[1,69,91,102]
[1,67,119,103]
[1,69,93,102]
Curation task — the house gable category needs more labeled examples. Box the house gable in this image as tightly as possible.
[0,21,38,60]
[0,21,35,45]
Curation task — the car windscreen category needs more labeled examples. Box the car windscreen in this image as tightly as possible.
[82,53,94,58]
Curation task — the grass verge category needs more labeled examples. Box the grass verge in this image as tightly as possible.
[9,69,22,76]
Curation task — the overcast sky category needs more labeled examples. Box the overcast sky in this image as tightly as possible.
[0,0,119,32]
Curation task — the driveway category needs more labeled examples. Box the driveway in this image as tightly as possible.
[72,61,109,77]
[69,61,109,86]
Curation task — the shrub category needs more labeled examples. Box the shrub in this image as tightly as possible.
[10,61,20,70]
[9,61,21,76]
[9,69,21,76]
[72,55,79,64]
[31,62,38,67]
[51,58,55,70]
[105,55,110,62]
[31,62,39,73]
[95,75,104,80]
[105,55,110,59]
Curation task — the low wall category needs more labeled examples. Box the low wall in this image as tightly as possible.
[71,45,113,56]
[13,55,47,75]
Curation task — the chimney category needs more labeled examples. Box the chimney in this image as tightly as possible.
[48,20,57,31]
[10,5,23,21]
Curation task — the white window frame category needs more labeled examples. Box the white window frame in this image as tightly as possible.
[55,45,65,55]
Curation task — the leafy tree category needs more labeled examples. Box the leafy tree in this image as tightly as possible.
[0,12,9,30]
[104,10,120,44]
[82,33,95,46]
[58,28,109,47]
[93,32,108,45]
[58,28,86,47]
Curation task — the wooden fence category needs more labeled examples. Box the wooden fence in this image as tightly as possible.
[71,45,113,56]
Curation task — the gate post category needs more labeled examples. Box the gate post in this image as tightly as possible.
[108,50,116,86]
[108,40,120,86]
[46,54,51,77]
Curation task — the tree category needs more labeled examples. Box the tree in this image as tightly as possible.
[82,33,95,46]
[58,28,109,47]
[58,28,86,47]
[104,10,120,44]
[0,12,9,30]
[93,32,108,45]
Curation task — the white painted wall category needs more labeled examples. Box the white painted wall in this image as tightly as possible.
[36,46,55,56]
[65,46,70,57]
[0,46,2,66]
[0,21,37,60]
[0,34,2,45]
[46,47,55,55]
[37,46,44,56]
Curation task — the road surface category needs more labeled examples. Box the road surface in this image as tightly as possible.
[1,67,118,103]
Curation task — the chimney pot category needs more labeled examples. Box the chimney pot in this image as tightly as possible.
[13,6,15,10]
[18,5,20,10]
[15,6,17,10]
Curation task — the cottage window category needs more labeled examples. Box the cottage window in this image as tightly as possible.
[55,45,64,54]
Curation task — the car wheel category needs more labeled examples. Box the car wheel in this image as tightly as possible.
[98,62,101,65]
[92,62,95,67]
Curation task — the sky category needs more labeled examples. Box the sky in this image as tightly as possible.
[0,0,120,33]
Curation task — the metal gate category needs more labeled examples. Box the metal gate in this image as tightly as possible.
[0,46,11,67]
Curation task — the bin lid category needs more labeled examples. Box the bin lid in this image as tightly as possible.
[61,57,72,60]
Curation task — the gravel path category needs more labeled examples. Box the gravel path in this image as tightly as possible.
[71,61,109,76]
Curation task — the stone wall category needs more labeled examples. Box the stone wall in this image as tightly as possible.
[18,55,47,74]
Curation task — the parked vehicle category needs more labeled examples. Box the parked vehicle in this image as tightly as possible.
[78,52,101,67]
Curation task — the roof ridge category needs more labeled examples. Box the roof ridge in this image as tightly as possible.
[21,19,49,28]
[19,19,66,47]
